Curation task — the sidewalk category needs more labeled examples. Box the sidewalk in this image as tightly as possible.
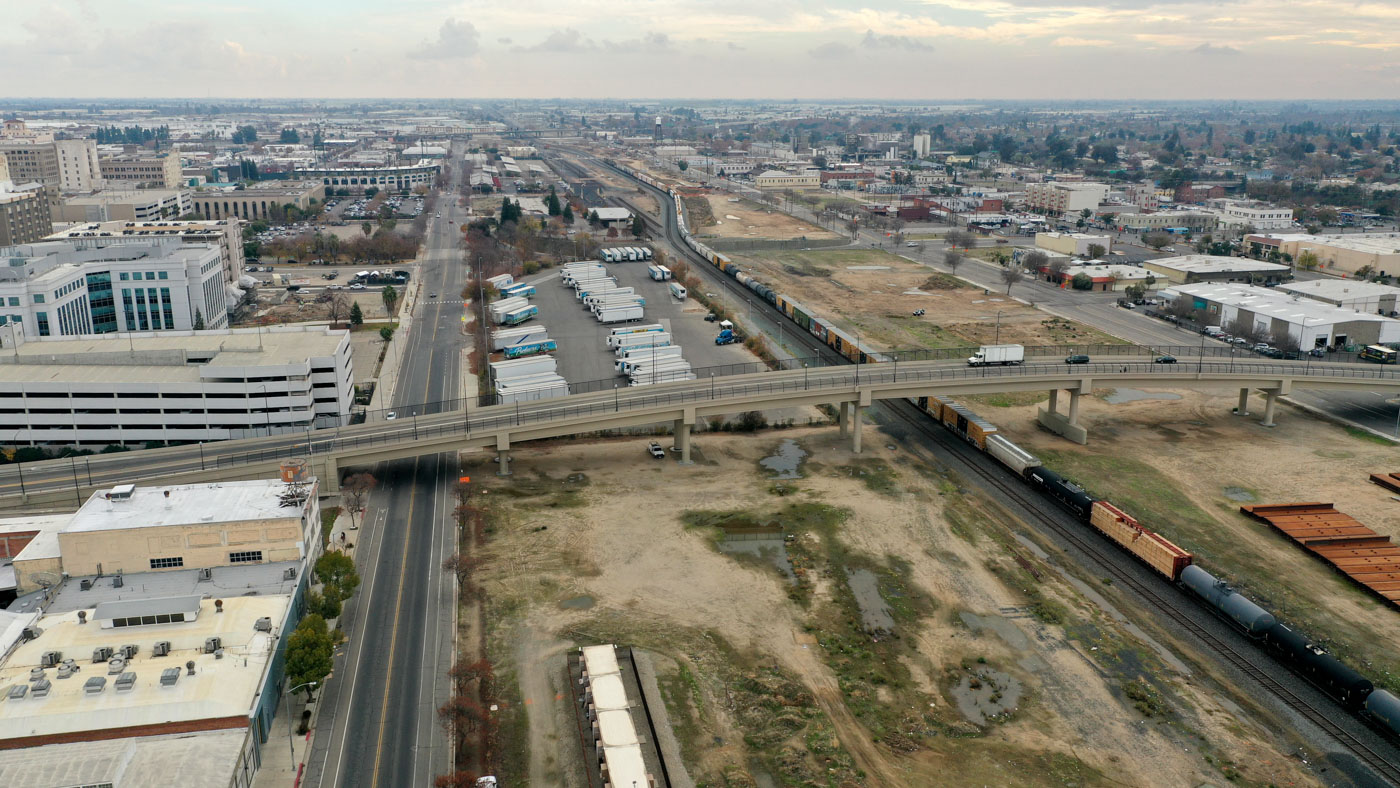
[251,693,320,788]
[368,278,421,415]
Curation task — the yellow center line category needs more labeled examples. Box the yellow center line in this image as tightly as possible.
[369,454,421,786]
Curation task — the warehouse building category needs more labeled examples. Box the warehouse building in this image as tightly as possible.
[1274,279,1400,316]
[754,170,819,190]
[0,324,353,447]
[0,478,318,788]
[1144,255,1291,285]
[1164,283,1400,349]
[1251,233,1400,277]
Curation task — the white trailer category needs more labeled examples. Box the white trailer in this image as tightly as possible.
[490,355,558,381]
[488,296,529,317]
[576,281,619,299]
[591,298,644,316]
[566,272,613,288]
[627,357,691,376]
[485,273,514,290]
[647,265,672,281]
[668,282,687,300]
[608,323,663,338]
[628,366,696,386]
[498,379,570,403]
[583,288,635,306]
[491,326,548,351]
[639,248,653,261]
[616,345,684,372]
[596,304,645,324]
[611,331,671,352]
[493,372,560,393]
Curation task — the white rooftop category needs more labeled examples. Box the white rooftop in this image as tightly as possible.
[1169,283,1400,326]
[581,644,619,678]
[596,708,639,747]
[591,207,632,221]
[65,479,306,535]
[0,728,248,788]
[602,743,650,787]
[1148,255,1290,275]
[589,673,629,712]
[1275,279,1400,302]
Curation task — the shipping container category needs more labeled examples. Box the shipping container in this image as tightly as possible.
[1089,501,1193,581]
[938,400,998,449]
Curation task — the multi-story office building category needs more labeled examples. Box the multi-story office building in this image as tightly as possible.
[0,325,355,446]
[0,182,52,246]
[56,189,192,223]
[0,136,104,195]
[98,151,183,189]
[293,163,439,193]
[0,239,229,337]
[47,218,246,294]
[1207,200,1295,231]
[1024,182,1110,215]
[190,180,324,221]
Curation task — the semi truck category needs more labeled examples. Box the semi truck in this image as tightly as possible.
[715,327,740,345]
[967,344,1024,367]
[596,304,645,324]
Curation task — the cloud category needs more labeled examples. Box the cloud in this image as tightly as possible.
[1190,42,1241,56]
[497,37,512,45]
[726,41,746,51]
[860,29,934,51]
[809,41,854,59]
[411,18,480,59]
[1053,36,1113,47]
[519,28,597,52]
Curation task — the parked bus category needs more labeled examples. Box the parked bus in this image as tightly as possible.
[1360,345,1398,364]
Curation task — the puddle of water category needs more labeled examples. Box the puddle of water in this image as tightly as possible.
[759,439,808,479]
[846,568,895,633]
[1223,486,1256,502]
[959,611,1031,650]
[950,668,1022,724]
[558,595,595,610]
[718,538,797,585]
[1104,388,1184,404]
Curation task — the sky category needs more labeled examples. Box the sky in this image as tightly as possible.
[3,0,1399,100]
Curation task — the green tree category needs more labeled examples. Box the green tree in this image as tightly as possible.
[1296,250,1320,270]
[1124,282,1147,302]
[1071,272,1094,290]
[381,284,399,316]
[631,214,645,238]
[315,550,361,596]
[1142,232,1173,251]
[279,128,300,144]
[379,326,394,342]
[243,240,262,260]
[587,209,600,227]
[677,160,688,171]
[545,187,561,216]
[361,222,372,237]
[1086,243,1106,260]
[349,302,364,325]
[193,310,205,331]
[285,614,333,700]
[562,202,574,224]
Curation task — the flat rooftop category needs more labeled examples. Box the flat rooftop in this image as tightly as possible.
[1276,279,1400,301]
[11,560,303,616]
[0,326,346,386]
[63,190,184,207]
[0,729,248,788]
[47,219,232,241]
[1169,283,1400,326]
[1147,255,1290,275]
[0,594,289,743]
[65,479,306,536]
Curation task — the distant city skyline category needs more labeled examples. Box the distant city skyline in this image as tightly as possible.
[3,0,1399,100]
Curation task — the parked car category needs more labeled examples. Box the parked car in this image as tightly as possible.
[1065,354,1091,364]
[647,442,665,459]
[349,283,366,290]
[1154,354,1177,364]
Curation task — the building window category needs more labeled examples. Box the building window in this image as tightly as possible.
[158,271,168,280]
[229,550,263,564]
[111,612,185,627]
[150,556,185,569]
[6,297,15,306]
[32,294,44,304]
[119,272,129,281]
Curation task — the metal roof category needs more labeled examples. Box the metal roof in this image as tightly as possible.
[93,595,203,622]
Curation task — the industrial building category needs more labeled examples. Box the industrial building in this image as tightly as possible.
[190,180,324,221]
[0,477,319,788]
[754,170,819,190]
[0,239,229,337]
[1144,255,1291,285]
[56,189,192,223]
[0,325,354,447]
[1275,279,1400,316]
[1249,233,1400,277]
[1164,283,1400,348]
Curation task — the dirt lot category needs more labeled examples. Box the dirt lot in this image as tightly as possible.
[727,248,1124,351]
[466,427,1319,788]
[985,385,1400,696]
[695,194,841,241]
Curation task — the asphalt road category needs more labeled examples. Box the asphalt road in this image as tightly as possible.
[304,145,466,788]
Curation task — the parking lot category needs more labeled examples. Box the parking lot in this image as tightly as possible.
[519,260,754,388]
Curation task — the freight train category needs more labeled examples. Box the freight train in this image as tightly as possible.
[618,161,1400,742]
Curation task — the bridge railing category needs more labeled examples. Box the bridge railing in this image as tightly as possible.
[206,358,1400,470]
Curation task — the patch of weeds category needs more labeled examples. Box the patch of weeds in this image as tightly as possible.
[1345,426,1397,446]
[835,458,899,496]
[1122,677,1167,717]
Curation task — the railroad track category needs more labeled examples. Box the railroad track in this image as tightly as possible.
[898,399,1400,786]
[568,149,1400,784]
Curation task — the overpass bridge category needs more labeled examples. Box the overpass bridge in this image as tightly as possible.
[3,356,1398,510]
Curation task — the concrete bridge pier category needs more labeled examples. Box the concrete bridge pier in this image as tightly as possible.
[1260,382,1290,428]
[1237,388,1250,416]
[674,407,695,465]
[319,456,340,494]
[838,401,850,437]
[851,389,871,454]
[1036,379,1090,445]
[495,434,512,476]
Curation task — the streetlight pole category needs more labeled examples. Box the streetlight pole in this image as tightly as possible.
[285,680,319,765]
[995,311,1003,345]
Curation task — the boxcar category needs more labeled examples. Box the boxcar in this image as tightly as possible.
[1089,501,1193,581]
[827,325,862,362]
[1026,466,1094,520]
[939,400,998,450]
[985,434,1041,477]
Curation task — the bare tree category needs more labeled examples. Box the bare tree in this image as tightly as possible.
[1271,327,1301,353]
[944,250,963,274]
[845,218,860,239]
[442,553,480,590]
[1000,263,1025,295]
[342,473,377,530]
[326,293,350,325]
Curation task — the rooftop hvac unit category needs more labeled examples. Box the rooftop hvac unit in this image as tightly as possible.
[204,637,221,654]
[198,568,212,581]
[115,672,137,692]
[40,651,62,668]
[214,648,224,659]
[283,567,297,580]
[254,617,272,632]
[92,646,113,663]
[84,676,107,694]
[7,685,27,700]
[80,579,92,591]
[153,641,171,657]
[160,667,181,686]
[31,679,51,697]
[185,660,196,676]
[112,573,123,589]
[107,657,126,675]
[120,644,138,659]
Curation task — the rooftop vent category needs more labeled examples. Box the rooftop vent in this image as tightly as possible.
[80,579,92,591]
[160,667,181,686]
[107,483,136,501]
[185,660,196,676]
[153,641,171,657]
[198,568,212,581]
[254,617,272,632]
[40,651,62,668]
[31,678,51,698]
[21,626,42,641]
[112,572,123,589]
[28,667,45,681]
[283,567,297,580]
[84,676,107,694]
[56,664,76,680]
[214,648,225,660]
[92,646,113,663]
[77,611,87,624]
[7,685,27,700]
[115,672,136,692]
[107,657,126,674]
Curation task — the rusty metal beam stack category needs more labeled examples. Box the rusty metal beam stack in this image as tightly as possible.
[1240,502,1400,606]
[1369,472,1400,495]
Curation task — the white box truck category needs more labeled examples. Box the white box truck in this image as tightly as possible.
[967,344,1024,367]
[596,304,645,324]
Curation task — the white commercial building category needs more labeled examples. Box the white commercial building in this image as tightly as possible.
[46,218,247,307]
[754,170,819,190]
[56,189,192,223]
[1274,279,1400,316]
[1035,231,1112,257]
[294,163,440,193]
[912,133,931,158]
[1165,283,1400,348]
[0,325,354,447]
[1207,200,1295,231]
[1023,182,1110,215]
[0,240,229,338]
